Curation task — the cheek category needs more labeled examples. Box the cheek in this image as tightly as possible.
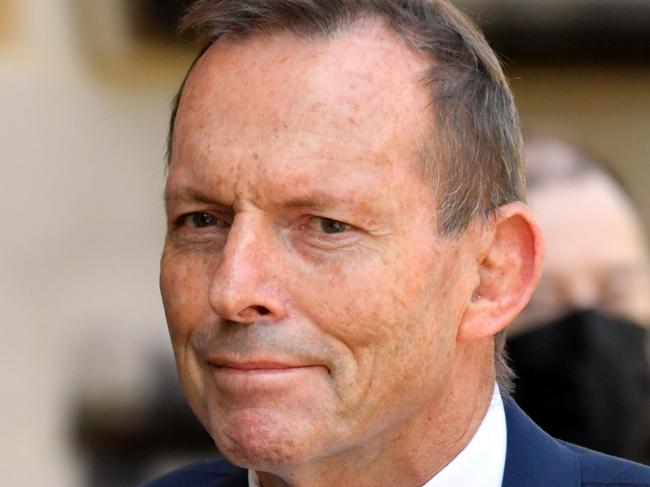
[160,249,218,424]
[293,247,443,341]
[160,250,214,346]
[286,248,461,430]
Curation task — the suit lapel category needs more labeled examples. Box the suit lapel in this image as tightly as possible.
[501,394,581,487]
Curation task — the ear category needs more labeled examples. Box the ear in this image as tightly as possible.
[458,202,544,342]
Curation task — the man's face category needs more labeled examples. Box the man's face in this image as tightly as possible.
[160,25,479,470]
[517,173,650,328]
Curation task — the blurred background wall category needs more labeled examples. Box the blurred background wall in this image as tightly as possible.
[0,0,648,485]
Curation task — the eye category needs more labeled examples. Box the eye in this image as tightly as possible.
[296,216,359,252]
[316,217,350,234]
[181,212,229,229]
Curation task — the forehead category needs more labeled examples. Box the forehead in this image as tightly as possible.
[531,174,648,269]
[172,20,434,168]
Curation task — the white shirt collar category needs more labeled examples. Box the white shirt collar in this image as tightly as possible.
[249,384,506,487]
[422,384,506,487]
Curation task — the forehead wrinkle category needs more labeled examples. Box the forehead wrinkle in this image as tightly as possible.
[178,22,433,142]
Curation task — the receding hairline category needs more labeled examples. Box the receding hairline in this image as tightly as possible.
[168,14,445,168]
[168,15,456,216]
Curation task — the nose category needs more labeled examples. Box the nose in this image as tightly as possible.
[208,216,286,324]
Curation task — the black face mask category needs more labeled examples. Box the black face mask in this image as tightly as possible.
[507,309,650,463]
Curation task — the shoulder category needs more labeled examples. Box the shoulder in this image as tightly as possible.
[141,458,248,487]
[501,393,650,487]
[562,442,650,487]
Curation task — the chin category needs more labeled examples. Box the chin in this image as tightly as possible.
[208,407,321,471]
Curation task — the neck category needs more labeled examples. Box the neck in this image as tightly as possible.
[257,340,496,487]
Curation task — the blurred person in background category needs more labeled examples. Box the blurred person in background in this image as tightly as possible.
[508,134,650,464]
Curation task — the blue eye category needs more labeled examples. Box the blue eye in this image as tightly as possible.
[318,218,350,234]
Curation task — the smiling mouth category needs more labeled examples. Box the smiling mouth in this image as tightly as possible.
[210,354,329,374]
[207,360,325,393]
[206,356,328,376]
[215,365,317,376]
[209,357,316,369]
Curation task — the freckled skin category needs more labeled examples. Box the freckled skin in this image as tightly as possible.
[160,22,507,487]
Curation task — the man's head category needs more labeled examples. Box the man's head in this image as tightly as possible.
[514,135,650,331]
[160,1,542,483]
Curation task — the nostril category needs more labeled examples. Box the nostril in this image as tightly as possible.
[227,304,274,324]
[251,305,270,315]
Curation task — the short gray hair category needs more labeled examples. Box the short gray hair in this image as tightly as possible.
[167,0,524,391]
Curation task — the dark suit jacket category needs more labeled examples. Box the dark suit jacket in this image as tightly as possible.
[144,395,650,486]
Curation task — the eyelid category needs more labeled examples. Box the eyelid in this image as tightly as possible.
[302,215,353,233]
[174,210,231,228]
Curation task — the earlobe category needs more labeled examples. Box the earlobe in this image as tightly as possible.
[458,202,544,342]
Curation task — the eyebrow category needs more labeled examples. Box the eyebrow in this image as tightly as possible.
[279,191,353,211]
[164,187,231,213]
[164,185,374,220]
